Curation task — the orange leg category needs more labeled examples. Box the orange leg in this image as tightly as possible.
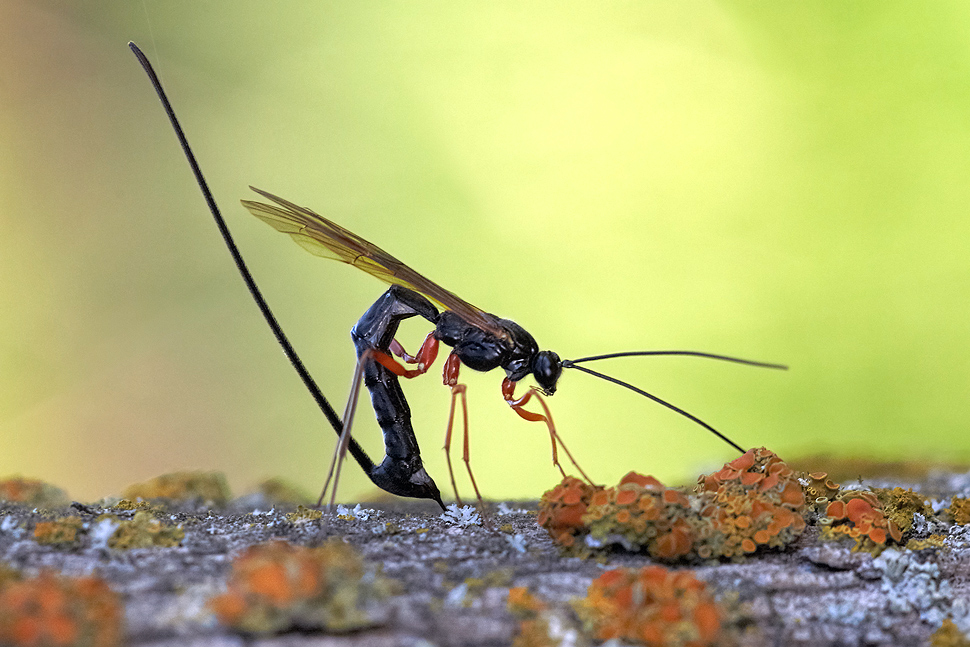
[375,332,439,378]
[443,383,468,507]
[440,353,490,521]
[502,377,595,485]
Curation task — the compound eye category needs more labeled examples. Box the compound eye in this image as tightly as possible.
[533,350,562,395]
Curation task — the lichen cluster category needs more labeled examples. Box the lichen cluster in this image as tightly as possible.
[33,517,85,547]
[30,511,183,551]
[536,476,601,548]
[539,448,808,561]
[0,477,69,509]
[209,539,392,634]
[0,570,122,647]
[507,587,572,647]
[573,565,723,646]
[694,447,806,559]
[122,471,231,505]
[584,472,695,560]
[823,493,903,553]
[105,511,185,549]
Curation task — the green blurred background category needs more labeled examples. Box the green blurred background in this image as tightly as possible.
[2,1,969,503]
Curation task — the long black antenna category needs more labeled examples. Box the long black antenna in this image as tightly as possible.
[128,41,377,477]
[567,350,787,370]
[562,351,768,454]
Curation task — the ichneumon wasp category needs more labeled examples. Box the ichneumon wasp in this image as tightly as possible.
[130,42,786,513]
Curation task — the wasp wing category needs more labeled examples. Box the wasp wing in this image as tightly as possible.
[241,187,505,338]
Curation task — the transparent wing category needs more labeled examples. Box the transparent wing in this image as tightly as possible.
[241,187,505,338]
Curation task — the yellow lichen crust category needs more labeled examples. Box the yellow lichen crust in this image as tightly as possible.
[107,511,184,550]
[122,471,231,505]
[873,487,929,535]
[931,619,970,647]
[947,497,970,525]
[209,539,391,634]
[285,506,323,524]
[33,517,84,547]
[821,492,902,554]
[0,477,69,508]
[0,570,123,647]
[573,565,723,646]
[108,499,152,512]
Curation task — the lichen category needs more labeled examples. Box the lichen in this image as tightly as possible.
[583,472,696,561]
[871,548,951,624]
[802,471,841,507]
[537,476,601,550]
[540,448,808,561]
[0,570,123,647]
[874,487,930,535]
[285,506,323,524]
[106,511,184,549]
[931,619,970,647]
[0,477,69,509]
[947,497,970,525]
[209,539,392,634]
[507,587,583,647]
[33,517,84,547]
[694,447,807,559]
[572,565,723,646]
[122,471,231,505]
[822,492,902,554]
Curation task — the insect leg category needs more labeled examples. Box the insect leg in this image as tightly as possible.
[443,383,468,507]
[501,378,596,485]
[389,332,438,368]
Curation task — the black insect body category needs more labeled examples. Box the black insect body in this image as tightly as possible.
[130,41,786,513]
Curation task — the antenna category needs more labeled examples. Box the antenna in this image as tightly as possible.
[561,350,787,454]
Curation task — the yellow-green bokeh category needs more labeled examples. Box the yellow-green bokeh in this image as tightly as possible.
[2,1,969,503]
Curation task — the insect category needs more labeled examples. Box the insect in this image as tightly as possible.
[130,43,786,512]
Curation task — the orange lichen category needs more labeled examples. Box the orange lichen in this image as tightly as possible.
[0,477,68,508]
[694,448,807,559]
[573,565,722,646]
[583,472,696,561]
[123,471,231,505]
[508,587,547,617]
[537,477,602,549]
[33,517,84,547]
[209,539,390,634]
[508,587,557,647]
[823,491,902,553]
[803,472,841,505]
[540,449,809,561]
[0,571,122,647]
